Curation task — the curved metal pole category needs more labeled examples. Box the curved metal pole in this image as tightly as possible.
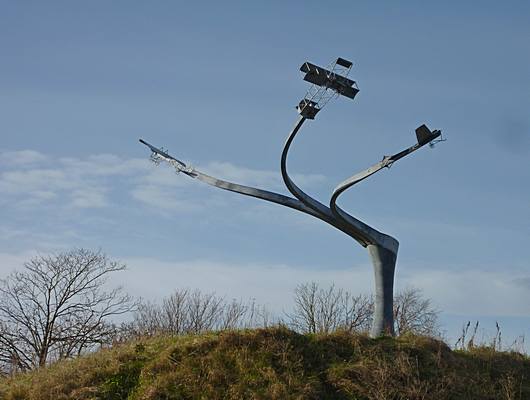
[329,138,441,336]
[330,139,438,234]
[329,155,402,337]
[193,170,325,222]
[139,138,357,240]
[280,117,335,220]
[281,117,396,251]
[330,159,399,251]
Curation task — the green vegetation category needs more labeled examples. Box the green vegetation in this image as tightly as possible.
[1,327,528,400]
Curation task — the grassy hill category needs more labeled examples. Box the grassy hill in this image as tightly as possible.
[1,327,528,400]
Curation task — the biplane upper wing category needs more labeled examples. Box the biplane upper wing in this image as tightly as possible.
[300,60,358,100]
[336,57,353,68]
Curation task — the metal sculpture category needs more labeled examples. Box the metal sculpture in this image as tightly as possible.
[140,57,443,337]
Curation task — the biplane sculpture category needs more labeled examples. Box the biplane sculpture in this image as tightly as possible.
[140,57,443,337]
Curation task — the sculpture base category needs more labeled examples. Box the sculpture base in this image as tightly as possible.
[368,244,397,337]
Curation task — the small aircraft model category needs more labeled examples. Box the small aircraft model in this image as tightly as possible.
[297,57,359,119]
[415,124,442,146]
[139,138,190,172]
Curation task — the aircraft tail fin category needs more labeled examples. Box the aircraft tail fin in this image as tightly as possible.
[415,124,439,145]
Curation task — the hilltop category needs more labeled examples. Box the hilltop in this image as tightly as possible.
[1,327,528,400]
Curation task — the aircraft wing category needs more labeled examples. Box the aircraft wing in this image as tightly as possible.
[300,61,358,100]
[300,62,356,88]
[139,139,187,167]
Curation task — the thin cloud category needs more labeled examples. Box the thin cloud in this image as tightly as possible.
[59,154,149,176]
[70,187,108,208]
[130,184,204,212]
[0,149,327,214]
[0,151,150,209]
[0,150,48,166]
[133,159,327,212]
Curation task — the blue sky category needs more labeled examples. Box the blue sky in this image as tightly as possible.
[1,1,529,348]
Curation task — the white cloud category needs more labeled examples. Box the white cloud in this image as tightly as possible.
[131,159,326,212]
[0,150,48,166]
[59,155,149,177]
[70,187,108,208]
[0,149,326,212]
[0,168,69,193]
[0,152,151,209]
[130,184,202,212]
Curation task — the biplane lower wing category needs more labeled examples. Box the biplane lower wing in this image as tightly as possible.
[338,85,359,99]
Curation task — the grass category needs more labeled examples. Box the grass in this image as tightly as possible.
[1,327,528,399]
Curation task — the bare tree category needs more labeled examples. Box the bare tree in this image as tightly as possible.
[219,298,249,330]
[0,249,134,373]
[288,282,373,334]
[131,301,165,336]
[125,284,439,343]
[317,285,343,333]
[393,287,439,336]
[244,298,275,329]
[289,282,319,333]
[342,292,373,333]
[186,290,224,334]
[289,283,438,337]
[161,289,190,334]
[130,289,192,336]
[127,289,276,339]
